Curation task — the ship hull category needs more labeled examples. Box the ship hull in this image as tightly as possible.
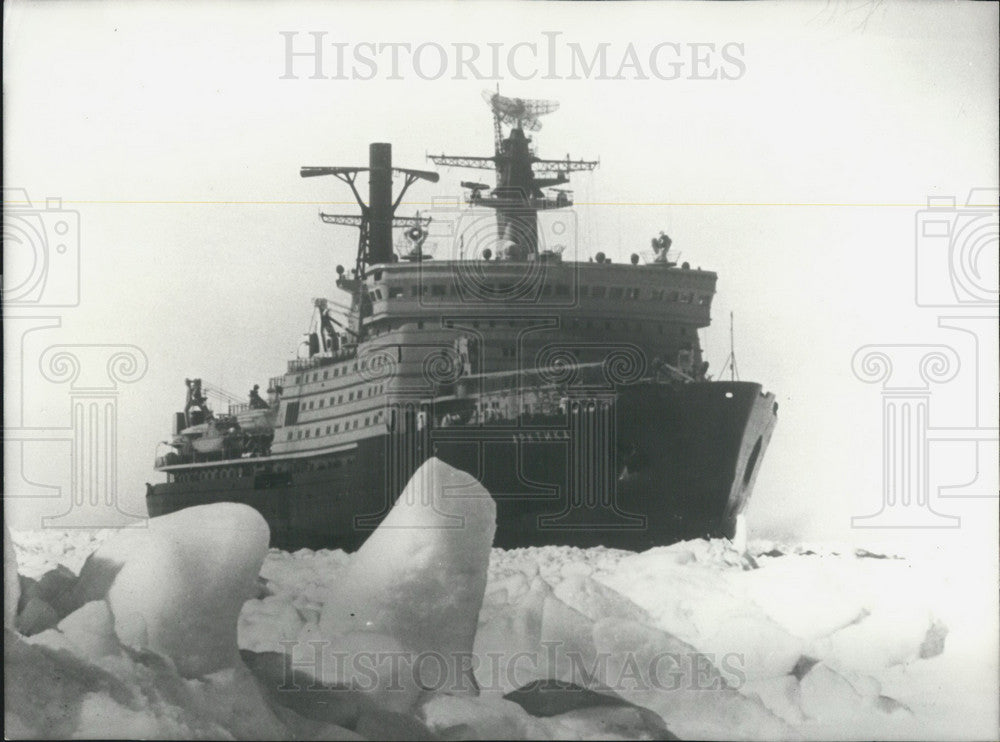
[147,381,777,551]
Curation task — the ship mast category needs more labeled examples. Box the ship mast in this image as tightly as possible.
[428,91,598,259]
[301,143,439,277]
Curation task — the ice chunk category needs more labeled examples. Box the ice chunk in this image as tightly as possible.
[700,614,805,680]
[5,627,232,738]
[590,618,789,740]
[739,675,806,725]
[15,596,59,636]
[817,607,947,673]
[419,694,550,740]
[538,704,678,740]
[55,600,121,658]
[4,523,20,629]
[474,577,552,693]
[551,575,652,625]
[25,564,79,617]
[68,503,270,678]
[305,458,495,706]
[798,662,864,722]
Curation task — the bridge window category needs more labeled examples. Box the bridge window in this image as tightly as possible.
[591,286,606,298]
[348,391,354,401]
[287,431,293,441]
[627,288,641,300]
[431,284,446,296]
[418,321,424,329]
[389,286,404,298]
[666,291,679,302]
[698,295,711,305]
[650,289,664,300]
[353,420,359,429]
[334,423,339,432]
[326,425,331,434]
[315,427,321,437]
[609,287,623,300]
[680,292,693,304]
[365,416,370,426]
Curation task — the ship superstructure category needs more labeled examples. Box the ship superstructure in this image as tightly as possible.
[149,93,777,550]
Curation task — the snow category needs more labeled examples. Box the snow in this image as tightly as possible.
[5,462,998,739]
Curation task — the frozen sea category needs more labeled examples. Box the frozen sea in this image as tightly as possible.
[6,515,998,740]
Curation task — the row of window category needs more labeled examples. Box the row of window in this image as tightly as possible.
[370,283,711,304]
[298,384,386,411]
[295,361,380,386]
[286,410,384,441]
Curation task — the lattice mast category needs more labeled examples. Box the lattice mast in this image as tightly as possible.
[428,92,598,258]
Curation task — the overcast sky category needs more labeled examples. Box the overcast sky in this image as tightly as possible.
[4,0,997,551]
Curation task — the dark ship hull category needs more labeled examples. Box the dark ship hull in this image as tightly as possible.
[147,380,776,551]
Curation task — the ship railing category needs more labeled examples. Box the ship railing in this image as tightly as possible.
[287,346,358,373]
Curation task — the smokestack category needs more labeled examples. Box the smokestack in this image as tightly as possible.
[368,143,393,265]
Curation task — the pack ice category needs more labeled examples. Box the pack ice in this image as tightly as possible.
[6,457,994,740]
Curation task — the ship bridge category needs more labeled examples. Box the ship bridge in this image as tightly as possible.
[360,258,716,329]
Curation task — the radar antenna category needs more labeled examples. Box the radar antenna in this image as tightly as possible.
[428,93,597,259]
[481,89,560,151]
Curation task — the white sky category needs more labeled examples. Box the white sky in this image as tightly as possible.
[3,0,998,552]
